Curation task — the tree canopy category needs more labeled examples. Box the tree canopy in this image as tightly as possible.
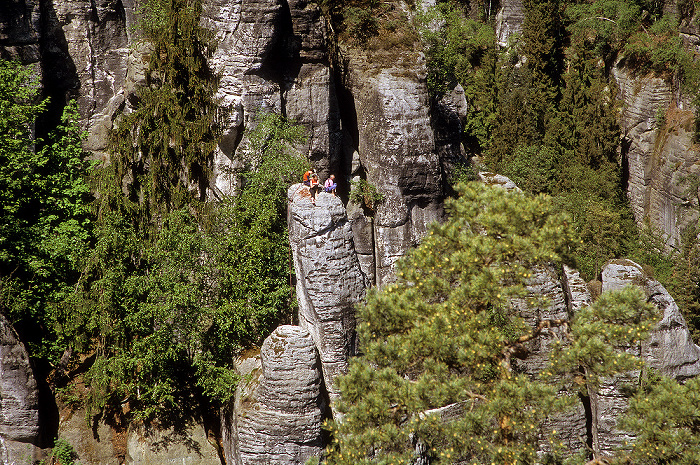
[324,183,658,464]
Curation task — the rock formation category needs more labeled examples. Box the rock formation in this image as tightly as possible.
[0,314,40,465]
[225,325,326,465]
[588,259,700,457]
[613,65,700,248]
[495,0,524,47]
[3,0,700,462]
[204,0,342,198]
[602,259,700,379]
[288,186,366,402]
[344,48,446,285]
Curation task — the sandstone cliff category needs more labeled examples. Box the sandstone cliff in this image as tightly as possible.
[3,0,700,463]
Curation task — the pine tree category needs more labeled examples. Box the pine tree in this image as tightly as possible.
[323,182,657,464]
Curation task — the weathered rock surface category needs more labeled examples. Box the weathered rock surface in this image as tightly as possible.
[478,171,522,191]
[288,185,366,402]
[41,0,133,159]
[495,0,524,47]
[344,49,446,285]
[57,401,220,465]
[228,325,326,465]
[512,265,569,376]
[126,423,220,465]
[204,0,342,198]
[613,64,700,248]
[602,259,700,378]
[590,259,700,457]
[0,0,41,65]
[0,314,40,465]
[512,265,588,455]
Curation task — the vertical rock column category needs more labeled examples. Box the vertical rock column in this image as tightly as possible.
[288,186,367,403]
[234,325,326,465]
[344,55,445,285]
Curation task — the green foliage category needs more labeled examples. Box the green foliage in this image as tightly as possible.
[107,0,219,224]
[349,178,383,212]
[500,145,560,194]
[49,438,78,465]
[344,5,379,43]
[419,3,498,153]
[623,15,686,75]
[69,113,307,422]
[326,183,578,464]
[0,59,94,361]
[320,0,417,49]
[325,183,659,463]
[546,286,657,391]
[618,375,700,463]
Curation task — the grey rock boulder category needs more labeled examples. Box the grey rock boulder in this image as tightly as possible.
[589,259,700,456]
[288,185,367,403]
[602,259,700,379]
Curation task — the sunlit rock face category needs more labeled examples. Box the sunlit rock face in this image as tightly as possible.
[343,52,446,286]
[203,0,342,199]
[588,259,700,456]
[227,325,326,465]
[613,64,700,249]
[288,185,367,404]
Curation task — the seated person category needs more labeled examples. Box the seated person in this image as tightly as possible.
[323,174,337,194]
[302,169,314,186]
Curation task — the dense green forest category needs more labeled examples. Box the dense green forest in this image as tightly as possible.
[1,0,700,461]
[0,0,308,427]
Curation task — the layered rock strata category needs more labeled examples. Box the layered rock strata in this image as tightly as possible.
[0,314,40,465]
[288,186,367,402]
[495,0,525,47]
[204,0,342,198]
[229,325,326,465]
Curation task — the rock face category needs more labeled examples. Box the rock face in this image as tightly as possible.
[203,0,342,198]
[602,259,700,379]
[514,265,588,455]
[126,424,220,465]
[613,64,700,248]
[288,186,367,402]
[590,259,700,457]
[344,49,446,285]
[0,314,40,465]
[39,0,134,159]
[227,325,326,465]
[0,0,41,65]
[495,0,524,47]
